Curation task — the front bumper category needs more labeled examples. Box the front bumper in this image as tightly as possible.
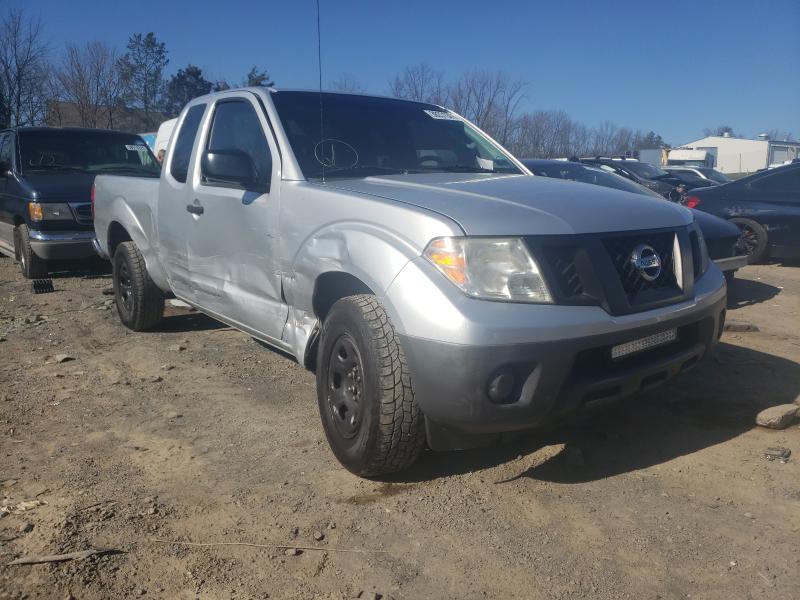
[29,230,96,260]
[387,259,727,449]
[714,255,748,272]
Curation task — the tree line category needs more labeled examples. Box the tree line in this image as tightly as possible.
[0,8,273,131]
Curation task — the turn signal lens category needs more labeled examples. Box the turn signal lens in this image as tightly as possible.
[425,238,468,285]
[28,202,43,221]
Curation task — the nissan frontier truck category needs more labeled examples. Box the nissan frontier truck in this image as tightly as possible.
[92,88,727,476]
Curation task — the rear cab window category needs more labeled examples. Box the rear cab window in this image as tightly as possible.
[170,104,207,183]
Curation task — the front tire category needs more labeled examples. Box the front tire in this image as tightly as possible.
[113,241,164,331]
[730,217,768,264]
[14,224,48,279]
[316,295,425,477]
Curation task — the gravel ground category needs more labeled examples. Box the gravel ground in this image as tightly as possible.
[1,255,799,600]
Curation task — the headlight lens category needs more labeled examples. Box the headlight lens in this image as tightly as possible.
[423,237,552,303]
[28,202,73,221]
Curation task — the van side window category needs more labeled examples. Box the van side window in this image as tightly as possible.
[205,100,272,189]
[170,104,206,183]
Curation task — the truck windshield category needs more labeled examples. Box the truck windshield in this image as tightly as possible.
[271,91,522,179]
[17,130,160,176]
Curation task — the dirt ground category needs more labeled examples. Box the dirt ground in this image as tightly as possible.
[1,254,799,600]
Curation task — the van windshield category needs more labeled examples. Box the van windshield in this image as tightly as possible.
[271,91,522,179]
[18,130,160,176]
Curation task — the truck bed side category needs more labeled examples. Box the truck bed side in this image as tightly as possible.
[93,174,169,290]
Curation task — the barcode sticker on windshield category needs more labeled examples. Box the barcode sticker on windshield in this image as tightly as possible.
[125,144,148,152]
[424,110,460,121]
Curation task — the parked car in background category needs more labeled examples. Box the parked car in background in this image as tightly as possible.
[663,166,730,185]
[579,157,714,201]
[0,127,160,278]
[93,88,726,476]
[684,162,800,263]
[523,159,747,278]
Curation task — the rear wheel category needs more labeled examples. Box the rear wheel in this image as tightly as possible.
[14,224,48,279]
[729,217,768,264]
[316,294,425,477]
[113,241,164,331]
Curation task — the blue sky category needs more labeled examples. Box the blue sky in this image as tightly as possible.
[20,0,800,145]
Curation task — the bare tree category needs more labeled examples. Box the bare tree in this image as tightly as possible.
[331,73,364,92]
[702,125,739,138]
[0,8,50,127]
[55,41,126,128]
[765,129,794,142]
[447,69,526,146]
[388,62,447,104]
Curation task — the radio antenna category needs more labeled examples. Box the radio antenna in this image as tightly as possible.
[316,0,325,183]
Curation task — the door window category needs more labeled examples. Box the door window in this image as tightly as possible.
[205,99,272,189]
[170,104,206,183]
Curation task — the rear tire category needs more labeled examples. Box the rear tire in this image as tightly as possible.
[113,241,164,331]
[729,217,768,264]
[316,294,425,477]
[14,224,48,279]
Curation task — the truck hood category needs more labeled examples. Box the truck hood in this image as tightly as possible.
[21,172,96,202]
[328,173,692,235]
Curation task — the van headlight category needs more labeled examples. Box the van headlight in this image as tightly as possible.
[423,237,552,303]
[28,202,73,221]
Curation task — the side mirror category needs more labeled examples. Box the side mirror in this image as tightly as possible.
[201,149,263,190]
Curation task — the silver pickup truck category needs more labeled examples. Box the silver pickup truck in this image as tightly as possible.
[93,88,727,476]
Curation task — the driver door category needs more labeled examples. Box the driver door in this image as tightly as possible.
[187,93,287,342]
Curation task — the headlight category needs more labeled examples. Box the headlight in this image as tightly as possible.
[423,237,552,303]
[28,202,74,221]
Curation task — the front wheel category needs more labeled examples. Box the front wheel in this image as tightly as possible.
[14,224,48,279]
[113,241,164,331]
[729,217,768,264]
[316,295,425,477]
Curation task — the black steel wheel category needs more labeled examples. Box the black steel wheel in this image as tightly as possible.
[316,294,425,477]
[729,218,768,264]
[112,241,164,331]
[326,334,365,440]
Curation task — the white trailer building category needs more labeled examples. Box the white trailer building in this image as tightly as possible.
[675,133,800,174]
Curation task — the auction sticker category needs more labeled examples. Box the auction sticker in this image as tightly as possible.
[125,144,148,152]
[424,110,460,121]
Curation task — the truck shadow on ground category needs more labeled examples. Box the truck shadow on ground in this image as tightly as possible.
[726,276,781,309]
[393,341,799,483]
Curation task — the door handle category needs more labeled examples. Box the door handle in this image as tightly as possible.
[186,203,204,215]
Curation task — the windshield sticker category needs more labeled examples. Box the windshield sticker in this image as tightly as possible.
[125,144,148,152]
[424,110,460,121]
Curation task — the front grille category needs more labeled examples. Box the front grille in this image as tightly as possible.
[529,227,691,316]
[70,203,92,224]
[542,246,583,298]
[602,231,677,295]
